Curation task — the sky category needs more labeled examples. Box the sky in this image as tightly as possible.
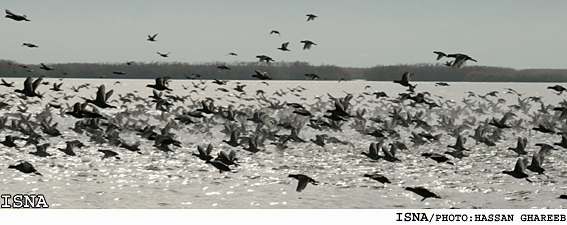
[2,0,567,69]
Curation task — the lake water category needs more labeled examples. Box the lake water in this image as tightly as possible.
[0,77,566,209]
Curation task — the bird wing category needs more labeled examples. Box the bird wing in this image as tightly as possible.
[105,89,114,102]
[456,135,465,147]
[197,145,206,156]
[73,102,82,112]
[23,76,33,92]
[433,51,446,60]
[451,57,467,69]
[296,177,309,192]
[152,89,160,98]
[200,100,208,109]
[80,102,89,110]
[538,144,553,157]
[97,85,106,102]
[155,76,164,86]
[206,144,213,155]
[343,94,353,110]
[402,72,412,83]
[301,41,308,50]
[229,150,237,161]
[514,137,523,149]
[382,145,393,158]
[499,114,510,124]
[163,76,171,85]
[5,9,15,16]
[334,99,345,113]
[218,150,229,161]
[514,158,527,173]
[390,144,397,157]
[32,76,43,91]
[530,152,541,167]
[369,142,378,156]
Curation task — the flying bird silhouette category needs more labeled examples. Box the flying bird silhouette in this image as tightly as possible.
[278,42,290,51]
[502,157,532,183]
[84,85,116,108]
[15,76,43,99]
[39,63,54,71]
[157,52,170,57]
[288,174,319,192]
[22,43,38,48]
[5,9,29,21]
[447,53,477,69]
[9,161,41,176]
[300,40,316,50]
[433,51,447,60]
[252,70,272,80]
[306,14,317,21]
[147,33,158,42]
[405,187,441,201]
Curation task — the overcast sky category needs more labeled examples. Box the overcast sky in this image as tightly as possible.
[2,0,567,69]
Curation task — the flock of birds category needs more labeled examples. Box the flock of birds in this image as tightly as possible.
[4,8,567,205]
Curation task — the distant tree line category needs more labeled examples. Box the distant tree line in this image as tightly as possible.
[0,59,566,82]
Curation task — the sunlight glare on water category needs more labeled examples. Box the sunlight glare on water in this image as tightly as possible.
[0,78,566,208]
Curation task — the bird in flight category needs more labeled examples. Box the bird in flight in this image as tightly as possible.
[278,42,290,51]
[288,174,319,192]
[252,70,272,80]
[157,52,170,57]
[8,161,42,176]
[502,157,532,183]
[405,187,441,201]
[434,51,477,69]
[40,63,54,71]
[306,14,317,22]
[393,71,416,90]
[433,51,446,60]
[15,76,44,99]
[270,30,280,36]
[300,40,316,50]
[447,53,477,69]
[5,9,29,21]
[256,55,274,64]
[22,43,38,48]
[147,33,158,42]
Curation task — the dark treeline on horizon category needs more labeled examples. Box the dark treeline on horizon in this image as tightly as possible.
[1,59,566,82]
